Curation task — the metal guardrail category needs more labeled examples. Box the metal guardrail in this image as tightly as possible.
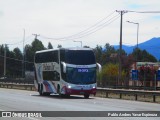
[97,87,160,103]
[1,79,160,90]
[0,78,33,84]
[0,79,160,102]
[99,85,160,90]
[0,83,35,91]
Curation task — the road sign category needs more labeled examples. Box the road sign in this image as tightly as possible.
[157,70,160,81]
[132,70,138,80]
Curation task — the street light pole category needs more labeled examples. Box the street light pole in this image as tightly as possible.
[73,40,82,47]
[127,21,139,69]
[126,21,139,49]
[136,23,139,48]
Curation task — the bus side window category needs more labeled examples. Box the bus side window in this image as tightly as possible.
[53,71,60,81]
[56,72,60,80]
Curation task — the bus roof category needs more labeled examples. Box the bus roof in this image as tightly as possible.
[35,47,93,54]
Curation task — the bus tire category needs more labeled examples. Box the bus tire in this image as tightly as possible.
[84,94,89,99]
[57,85,65,97]
[38,84,40,92]
[57,85,61,97]
[39,84,43,96]
[38,84,41,95]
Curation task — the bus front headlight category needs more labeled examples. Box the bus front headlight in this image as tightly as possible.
[92,85,96,89]
[67,85,72,89]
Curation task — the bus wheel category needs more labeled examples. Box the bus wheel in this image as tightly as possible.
[84,94,89,99]
[39,84,43,96]
[57,85,62,97]
[38,84,41,95]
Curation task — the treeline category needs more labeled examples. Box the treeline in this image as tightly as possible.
[94,43,157,86]
[0,39,157,79]
[0,39,49,77]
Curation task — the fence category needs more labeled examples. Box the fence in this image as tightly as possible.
[0,81,160,103]
[97,76,160,90]
[97,87,160,103]
[0,78,33,84]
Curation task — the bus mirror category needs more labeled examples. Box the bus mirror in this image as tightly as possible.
[61,62,66,73]
[96,63,102,73]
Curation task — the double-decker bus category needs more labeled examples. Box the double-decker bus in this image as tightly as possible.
[34,48,101,98]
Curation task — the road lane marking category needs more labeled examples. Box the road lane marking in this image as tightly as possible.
[27,117,40,120]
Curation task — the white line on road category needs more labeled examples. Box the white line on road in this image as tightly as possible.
[27,117,40,120]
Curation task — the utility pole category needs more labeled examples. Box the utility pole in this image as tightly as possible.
[22,29,25,78]
[32,34,40,40]
[4,44,7,77]
[73,40,82,47]
[116,10,127,84]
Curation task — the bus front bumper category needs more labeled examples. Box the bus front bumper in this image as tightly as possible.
[65,87,96,95]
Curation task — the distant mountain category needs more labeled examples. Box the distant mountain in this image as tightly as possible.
[114,37,160,60]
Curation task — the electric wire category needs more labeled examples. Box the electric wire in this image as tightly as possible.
[0,54,33,64]
[6,35,34,46]
[127,10,160,13]
[40,11,119,41]
[68,15,120,40]
[41,15,119,41]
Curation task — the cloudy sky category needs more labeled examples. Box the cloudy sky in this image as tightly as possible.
[0,0,160,50]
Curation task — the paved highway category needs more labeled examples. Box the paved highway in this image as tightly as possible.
[0,88,160,120]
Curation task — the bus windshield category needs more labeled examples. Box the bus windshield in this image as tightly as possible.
[65,50,95,65]
[66,67,96,84]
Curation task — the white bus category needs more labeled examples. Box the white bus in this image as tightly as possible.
[34,48,101,98]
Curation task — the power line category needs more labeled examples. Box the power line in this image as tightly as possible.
[60,11,116,40]
[61,11,117,39]
[68,15,120,40]
[0,54,33,64]
[35,10,160,42]
[40,11,119,41]
[41,15,119,41]
[6,35,33,46]
[127,10,160,13]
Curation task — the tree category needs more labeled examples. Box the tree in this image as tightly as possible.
[27,39,45,62]
[132,48,157,62]
[31,39,45,53]
[94,43,118,65]
[13,47,22,59]
[103,43,117,64]
[122,54,134,73]
[57,44,62,48]
[25,39,45,71]
[0,44,5,55]
[0,45,5,76]
[138,65,157,87]
[48,42,53,49]
[94,45,103,64]
[98,63,128,87]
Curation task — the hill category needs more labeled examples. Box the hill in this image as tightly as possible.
[114,37,160,60]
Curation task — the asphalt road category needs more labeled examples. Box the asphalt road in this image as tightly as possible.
[0,88,160,120]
